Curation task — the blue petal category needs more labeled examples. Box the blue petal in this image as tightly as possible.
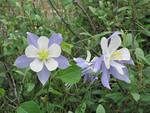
[110,66,131,83]
[74,58,88,69]
[27,32,38,48]
[101,63,111,89]
[83,70,98,83]
[92,56,103,73]
[120,58,134,65]
[37,66,50,85]
[15,55,33,68]
[48,33,63,46]
[54,55,69,69]
[108,31,122,40]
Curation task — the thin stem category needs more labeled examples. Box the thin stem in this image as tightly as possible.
[74,1,96,33]
[3,63,20,105]
[48,0,99,56]
[130,0,137,50]
[116,81,126,95]
[48,0,77,37]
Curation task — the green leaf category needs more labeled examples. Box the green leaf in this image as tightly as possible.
[0,88,5,97]
[96,104,105,113]
[48,87,62,96]
[17,101,42,113]
[135,48,144,58]
[135,48,145,61]
[131,93,140,102]
[75,103,86,113]
[17,107,28,113]
[135,48,150,64]
[61,42,73,54]
[123,33,132,47]
[57,65,82,84]
[26,83,35,92]
[89,6,97,15]
[68,111,73,113]
[140,94,150,103]
[105,92,124,103]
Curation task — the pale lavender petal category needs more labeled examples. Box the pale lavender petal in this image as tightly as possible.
[37,66,50,85]
[83,73,91,83]
[120,58,134,65]
[48,33,63,46]
[82,66,91,75]
[110,66,131,83]
[15,55,33,68]
[74,58,88,69]
[101,64,111,89]
[54,55,69,69]
[83,70,98,83]
[92,56,103,73]
[27,32,38,48]
[108,31,122,40]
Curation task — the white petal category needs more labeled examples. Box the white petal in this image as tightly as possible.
[45,58,58,71]
[48,44,61,57]
[100,37,108,54]
[30,59,44,72]
[25,45,38,58]
[110,61,125,75]
[38,36,49,49]
[108,35,121,53]
[104,55,110,69]
[86,50,91,62]
[117,48,131,61]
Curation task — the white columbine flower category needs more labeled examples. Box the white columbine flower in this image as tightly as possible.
[101,34,131,74]
[92,32,134,89]
[25,36,61,72]
[15,32,69,85]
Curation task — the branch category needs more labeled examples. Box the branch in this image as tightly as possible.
[130,0,137,49]
[74,0,96,33]
[48,0,99,56]
[3,63,20,105]
[48,0,77,37]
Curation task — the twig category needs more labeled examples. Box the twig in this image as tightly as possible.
[116,81,126,95]
[74,0,96,33]
[48,0,77,37]
[3,63,20,106]
[130,0,137,49]
[48,0,99,56]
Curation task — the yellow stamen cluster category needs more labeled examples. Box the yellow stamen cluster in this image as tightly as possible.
[38,49,49,61]
[111,51,122,60]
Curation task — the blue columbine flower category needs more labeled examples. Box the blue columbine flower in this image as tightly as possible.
[74,51,98,83]
[15,32,69,85]
[93,32,134,89]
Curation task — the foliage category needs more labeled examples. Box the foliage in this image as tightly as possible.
[0,0,149,113]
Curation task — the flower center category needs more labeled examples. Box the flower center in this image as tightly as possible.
[38,49,49,61]
[111,51,122,60]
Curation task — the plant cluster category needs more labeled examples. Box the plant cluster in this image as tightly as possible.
[0,0,149,113]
